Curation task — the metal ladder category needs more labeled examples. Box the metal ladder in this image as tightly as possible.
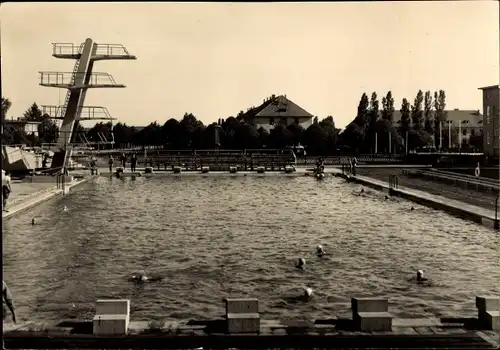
[59,59,80,118]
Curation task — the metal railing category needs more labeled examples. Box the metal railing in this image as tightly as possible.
[94,44,131,56]
[38,72,121,87]
[51,42,85,56]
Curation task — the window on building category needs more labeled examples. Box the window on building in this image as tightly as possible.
[281,118,288,126]
[294,118,299,125]
[486,106,490,116]
[487,132,491,145]
[269,118,275,125]
[462,129,467,136]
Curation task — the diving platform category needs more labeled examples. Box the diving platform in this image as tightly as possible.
[52,43,137,61]
[39,37,135,173]
[38,72,126,89]
[41,105,116,121]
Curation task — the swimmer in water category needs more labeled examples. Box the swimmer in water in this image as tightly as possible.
[384,195,389,200]
[31,217,37,225]
[302,286,313,300]
[408,270,431,286]
[416,270,428,283]
[295,258,306,270]
[316,245,325,257]
[63,206,69,212]
[129,274,162,283]
[410,206,415,211]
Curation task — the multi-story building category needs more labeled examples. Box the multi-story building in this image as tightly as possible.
[241,94,314,132]
[478,85,499,157]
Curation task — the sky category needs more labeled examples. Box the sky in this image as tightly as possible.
[1,1,499,129]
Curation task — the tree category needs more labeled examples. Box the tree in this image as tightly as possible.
[286,123,305,147]
[318,117,339,155]
[234,123,260,149]
[375,118,401,154]
[365,92,379,153]
[340,93,369,152]
[179,113,204,148]
[112,122,136,148]
[303,123,329,155]
[433,90,447,149]
[381,91,395,122]
[38,114,59,144]
[355,93,370,129]
[161,118,181,149]
[1,97,12,121]
[411,90,424,131]
[269,124,293,148]
[22,102,43,121]
[423,91,434,144]
[257,127,269,147]
[399,98,411,150]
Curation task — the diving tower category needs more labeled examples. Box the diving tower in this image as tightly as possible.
[39,38,136,172]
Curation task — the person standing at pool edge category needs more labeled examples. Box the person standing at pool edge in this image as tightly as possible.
[121,152,127,169]
[2,170,12,212]
[3,280,17,350]
[130,153,137,172]
[108,155,114,173]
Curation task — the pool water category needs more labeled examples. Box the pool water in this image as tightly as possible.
[3,175,500,322]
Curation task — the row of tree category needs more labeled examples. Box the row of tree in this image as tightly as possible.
[342,90,482,153]
[1,92,483,155]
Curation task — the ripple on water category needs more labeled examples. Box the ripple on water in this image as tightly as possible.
[3,176,500,322]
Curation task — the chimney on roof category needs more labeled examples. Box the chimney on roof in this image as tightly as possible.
[454,108,458,111]
[271,94,276,99]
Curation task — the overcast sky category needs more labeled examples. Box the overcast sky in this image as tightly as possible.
[1,1,498,128]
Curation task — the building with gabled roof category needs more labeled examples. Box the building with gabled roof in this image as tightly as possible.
[241,94,314,132]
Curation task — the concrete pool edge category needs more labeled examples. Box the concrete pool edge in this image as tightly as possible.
[2,175,96,220]
[3,318,499,349]
[335,172,500,231]
[5,296,498,349]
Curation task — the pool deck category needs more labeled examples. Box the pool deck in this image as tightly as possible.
[334,171,500,230]
[98,164,428,177]
[3,317,499,349]
[2,175,96,220]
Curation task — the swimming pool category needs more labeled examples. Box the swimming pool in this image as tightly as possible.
[3,175,499,322]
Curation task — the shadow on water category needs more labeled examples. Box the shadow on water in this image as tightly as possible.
[3,176,500,322]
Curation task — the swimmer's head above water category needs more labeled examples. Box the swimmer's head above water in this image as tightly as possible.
[131,274,148,282]
[316,245,325,257]
[416,270,428,283]
[296,258,306,269]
